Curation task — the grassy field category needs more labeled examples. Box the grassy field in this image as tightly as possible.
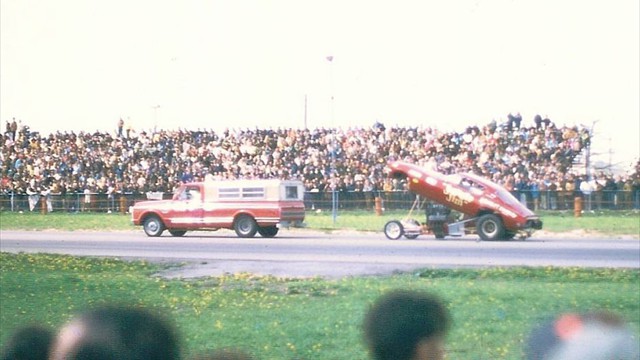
[0,209,639,235]
[1,253,638,359]
[1,211,639,359]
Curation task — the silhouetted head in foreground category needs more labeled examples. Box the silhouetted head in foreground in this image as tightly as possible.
[1,324,54,360]
[50,305,180,360]
[525,311,639,360]
[363,290,451,360]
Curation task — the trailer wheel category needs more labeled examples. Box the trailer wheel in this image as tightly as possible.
[258,226,279,238]
[143,215,165,237]
[477,214,505,241]
[234,215,258,238]
[384,220,404,240]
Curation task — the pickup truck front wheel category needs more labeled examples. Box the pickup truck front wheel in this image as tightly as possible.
[143,216,165,237]
[234,215,258,238]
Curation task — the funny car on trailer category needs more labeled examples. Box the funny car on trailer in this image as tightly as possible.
[384,160,542,241]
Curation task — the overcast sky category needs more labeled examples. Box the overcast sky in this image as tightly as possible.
[1,0,638,168]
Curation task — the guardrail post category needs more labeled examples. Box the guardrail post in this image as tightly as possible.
[574,196,582,217]
[375,196,383,216]
[120,195,127,214]
[41,195,47,214]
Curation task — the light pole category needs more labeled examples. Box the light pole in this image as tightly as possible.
[326,55,338,225]
[585,119,599,181]
[152,105,161,131]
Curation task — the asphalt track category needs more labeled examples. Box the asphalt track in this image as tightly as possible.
[1,230,638,278]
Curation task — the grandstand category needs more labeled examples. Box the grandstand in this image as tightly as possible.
[1,117,639,213]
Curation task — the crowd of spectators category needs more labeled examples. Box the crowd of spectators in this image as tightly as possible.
[1,114,639,211]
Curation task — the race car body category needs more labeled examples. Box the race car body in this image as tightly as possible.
[386,160,542,240]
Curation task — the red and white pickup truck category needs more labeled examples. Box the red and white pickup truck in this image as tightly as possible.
[131,179,306,238]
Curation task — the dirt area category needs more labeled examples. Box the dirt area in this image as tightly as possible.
[151,229,638,280]
[154,259,424,280]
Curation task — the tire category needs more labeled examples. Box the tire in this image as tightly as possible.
[168,230,187,237]
[257,226,279,238]
[404,219,420,239]
[143,215,165,237]
[234,215,258,238]
[384,220,404,240]
[477,214,505,241]
[432,221,446,240]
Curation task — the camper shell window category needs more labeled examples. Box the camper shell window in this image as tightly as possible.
[218,186,265,199]
[284,185,299,200]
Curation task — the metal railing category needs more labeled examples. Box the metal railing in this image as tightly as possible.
[1,190,638,214]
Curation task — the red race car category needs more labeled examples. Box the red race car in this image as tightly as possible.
[384,160,543,241]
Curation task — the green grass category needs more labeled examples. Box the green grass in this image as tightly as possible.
[1,210,639,235]
[1,253,638,359]
[1,212,638,358]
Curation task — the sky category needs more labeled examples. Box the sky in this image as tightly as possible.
[1,0,639,171]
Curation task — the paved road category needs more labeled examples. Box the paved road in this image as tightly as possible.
[1,230,638,278]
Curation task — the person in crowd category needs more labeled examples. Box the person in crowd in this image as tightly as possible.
[1,324,54,360]
[49,305,180,360]
[117,118,124,138]
[525,311,639,360]
[362,289,451,360]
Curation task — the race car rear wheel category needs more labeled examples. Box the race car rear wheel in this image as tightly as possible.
[432,221,447,239]
[143,215,165,237]
[234,215,258,238]
[384,220,404,240]
[258,226,279,238]
[168,230,187,237]
[477,214,505,241]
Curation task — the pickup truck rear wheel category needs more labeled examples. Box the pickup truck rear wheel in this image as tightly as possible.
[477,214,505,241]
[234,215,258,238]
[258,226,279,238]
[168,230,187,237]
[143,216,165,237]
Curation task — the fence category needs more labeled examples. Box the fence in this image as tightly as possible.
[1,190,639,214]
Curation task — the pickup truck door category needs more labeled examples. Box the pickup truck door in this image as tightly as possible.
[170,185,204,228]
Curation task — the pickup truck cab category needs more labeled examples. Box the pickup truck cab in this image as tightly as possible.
[131,179,306,238]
